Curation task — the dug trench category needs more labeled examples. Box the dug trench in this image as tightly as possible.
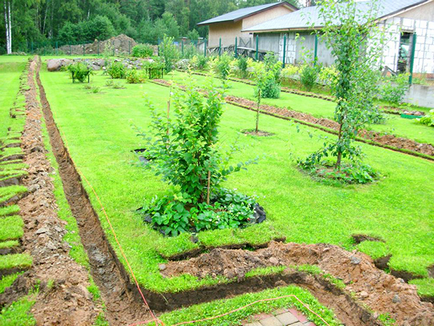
[33,56,433,326]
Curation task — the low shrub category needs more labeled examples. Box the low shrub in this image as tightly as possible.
[215,53,232,80]
[298,159,380,184]
[300,65,318,91]
[132,44,154,58]
[380,73,410,104]
[159,35,179,73]
[67,62,92,83]
[139,79,258,236]
[126,69,147,84]
[237,56,248,79]
[107,61,126,79]
[281,65,300,80]
[416,109,434,127]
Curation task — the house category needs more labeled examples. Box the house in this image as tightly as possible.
[197,2,298,49]
[242,0,434,76]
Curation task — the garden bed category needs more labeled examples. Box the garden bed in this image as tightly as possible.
[152,78,434,159]
[33,56,434,325]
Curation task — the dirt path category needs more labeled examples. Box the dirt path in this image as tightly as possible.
[34,58,152,325]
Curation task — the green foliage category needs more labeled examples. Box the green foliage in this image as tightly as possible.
[303,0,387,172]
[215,53,232,80]
[300,65,318,92]
[159,35,179,73]
[237,56,249,79]
[249,53,282,99]
[67,62,91,83]
[187,29,200,42]
[139,79,256,236]
[380,74,410,104]
[142,188,258,236]
[416,109,434,127]
[0,272,23,294]
[107,62,126,79]
[58,16,116,43]
[131,44,154,58]
[298,159,380,184]
[126,69,147,84]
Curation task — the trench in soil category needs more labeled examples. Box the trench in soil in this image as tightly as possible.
[34,58,434,326]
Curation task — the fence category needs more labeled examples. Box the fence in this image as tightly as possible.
[8,35,138,56]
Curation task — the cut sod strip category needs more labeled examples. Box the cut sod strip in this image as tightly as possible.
[0,147,24,162]
[0,215,24,241]
[0,253,32,277]
[0,185,27,207]
[0,205,20,217]
[0,272,24,294]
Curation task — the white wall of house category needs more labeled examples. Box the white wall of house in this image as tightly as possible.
[257,15,434,75]
[379,17,434,74]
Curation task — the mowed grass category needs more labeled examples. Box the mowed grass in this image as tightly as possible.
[169,71,434,146]
[0,58,27,138]
[39,62,434,293]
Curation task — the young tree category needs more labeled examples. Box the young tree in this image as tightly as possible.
[302,0,387,172]
[3,0,12,54]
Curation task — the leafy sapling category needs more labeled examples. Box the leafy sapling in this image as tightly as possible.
[139,78,260,236]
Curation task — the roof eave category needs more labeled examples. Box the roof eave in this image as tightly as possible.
[197,1,298,27]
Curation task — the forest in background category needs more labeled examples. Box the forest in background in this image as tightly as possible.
[1,0,301,53]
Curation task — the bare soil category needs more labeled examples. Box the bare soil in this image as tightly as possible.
[35,57,152,325]
[0,59,104,325]
[162,241,434,326]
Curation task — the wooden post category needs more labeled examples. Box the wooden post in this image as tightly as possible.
[204,39,207,57]
[409,33,417,85]
[314,33,318,66]
[235,37,238,58]
[255,35,259,61]
[282,34,287,68]
[219,38,222,56]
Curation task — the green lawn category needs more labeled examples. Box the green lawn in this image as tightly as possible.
[169,71,434,146]
[38,62,434,297]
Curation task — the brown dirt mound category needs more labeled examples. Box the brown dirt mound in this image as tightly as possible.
[162,241,434,326]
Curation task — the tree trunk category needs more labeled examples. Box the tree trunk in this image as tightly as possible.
[4,1,9,54]
[7,0,11,54]
[255,89,260,133]
[335,123,343,170]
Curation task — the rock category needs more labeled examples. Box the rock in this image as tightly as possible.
[392,294,401,303]
[269,257,279,265]
[350,256,361,265]
[158,264,166,271]
[36,227,49,234]
[360,291,369,299]
[46,59,73,72]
